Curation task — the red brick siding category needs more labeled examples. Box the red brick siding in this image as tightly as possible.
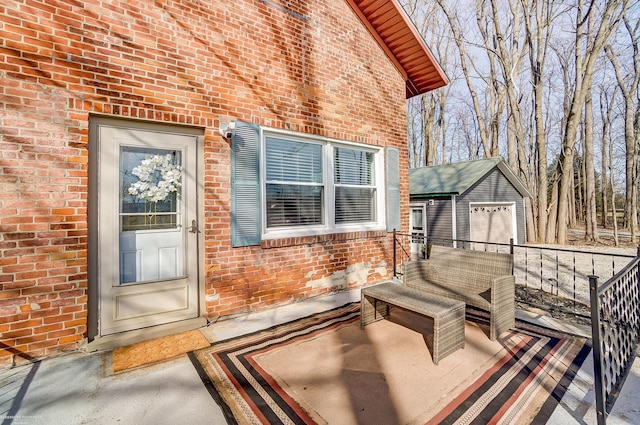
[0,0,410,367]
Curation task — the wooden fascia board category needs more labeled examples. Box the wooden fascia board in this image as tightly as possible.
[496,162,533,198]
[344,0,408,81]
[387,0,448,87]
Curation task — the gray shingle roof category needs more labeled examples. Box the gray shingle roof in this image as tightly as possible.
[409,157,531,197]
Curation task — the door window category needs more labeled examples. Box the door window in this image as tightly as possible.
[121,147,182,231]
[119,147,184,284]
[410,205,426,255]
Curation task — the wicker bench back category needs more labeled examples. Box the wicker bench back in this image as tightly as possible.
[404,245,513,294]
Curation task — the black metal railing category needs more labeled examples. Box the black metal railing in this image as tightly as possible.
[589,251,640,425]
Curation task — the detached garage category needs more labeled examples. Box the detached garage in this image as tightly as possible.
[409,157,531,250]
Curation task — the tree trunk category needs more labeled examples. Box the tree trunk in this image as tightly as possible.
[546,174,559,242]
[436,0,492,156]
[555,0,629,244]
[403,1,453,169]
[606,25,639,243]
[488,0,526,173]
[576,152,584,224]
[584,88,599,241]
[610,133,619,246]
[599,89,613,229]
[421,94,437,167]
[522,0,555,243]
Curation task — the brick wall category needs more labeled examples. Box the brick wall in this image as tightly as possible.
[0,0,409,367]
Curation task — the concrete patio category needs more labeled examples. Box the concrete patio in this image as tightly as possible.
[1,288,639,425]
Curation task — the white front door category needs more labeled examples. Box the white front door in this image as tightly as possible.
[97,124,199,335]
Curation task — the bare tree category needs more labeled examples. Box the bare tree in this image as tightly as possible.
[436,0,498,158]
[584,85,599,241]
[485,0,542,243]
[521,0,558,242]
[609,116,620,246]
[546,169,559,242]
[407,100,422,167]
[406,0,635,247]
[421,90,449,166]
[487,0,528,173]
[605,14,639,243]
[599,88,612,228]
[474,3,506,158]
[599,85,619,243]
[552,0,629,244]
[404,0,453,168]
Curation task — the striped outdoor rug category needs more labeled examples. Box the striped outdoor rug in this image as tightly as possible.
[428,310,591,425]
[190,303,590,425]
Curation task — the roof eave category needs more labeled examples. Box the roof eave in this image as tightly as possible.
[410,193,458,198]
[496,162,533,198]
[345,0,449,98]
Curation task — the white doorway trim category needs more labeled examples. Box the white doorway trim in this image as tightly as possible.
[87,116,207,350]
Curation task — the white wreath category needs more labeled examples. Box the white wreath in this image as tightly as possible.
[128,154,182,203]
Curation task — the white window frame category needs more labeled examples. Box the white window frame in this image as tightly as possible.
[261,128,386,239]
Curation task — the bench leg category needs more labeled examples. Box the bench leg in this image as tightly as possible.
[360,295,388,329]
[490,308,515,341]
[432,305,465,365]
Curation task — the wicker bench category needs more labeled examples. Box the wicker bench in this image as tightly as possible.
[404,245,515,340]
[361,281,465,365]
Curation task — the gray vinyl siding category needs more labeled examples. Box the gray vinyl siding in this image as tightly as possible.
[456,168,526,244]
[425,196,454,247]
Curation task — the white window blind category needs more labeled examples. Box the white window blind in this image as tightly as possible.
[334,147,375,223]
[265,137,323,227]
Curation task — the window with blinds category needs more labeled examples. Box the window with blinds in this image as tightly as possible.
[334,147,375,223]
[257,131,388,238]
[232,123,394,245]
[265,137,324,227]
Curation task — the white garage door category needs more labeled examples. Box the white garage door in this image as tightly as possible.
[469,203,515,249]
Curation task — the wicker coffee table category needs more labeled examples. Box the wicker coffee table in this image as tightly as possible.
[361,282,465,365]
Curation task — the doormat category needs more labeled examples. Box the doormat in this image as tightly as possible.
[190,303,590,424]
[112,329,210,373]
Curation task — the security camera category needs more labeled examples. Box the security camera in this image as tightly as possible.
[219,121,236,139]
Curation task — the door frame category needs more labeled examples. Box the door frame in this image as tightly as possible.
[409,202,426,257]
[87,115,207,349]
